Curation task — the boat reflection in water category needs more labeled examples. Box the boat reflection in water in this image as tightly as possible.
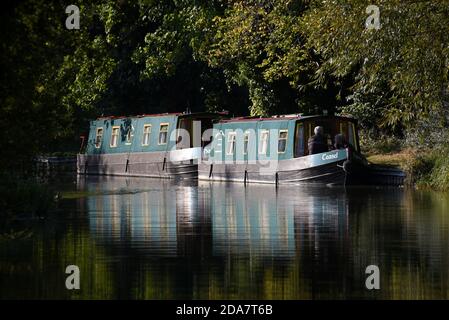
[82,177,350,260]
[85,178,180,256]
[80,176,357,298]
[201,182,349,260]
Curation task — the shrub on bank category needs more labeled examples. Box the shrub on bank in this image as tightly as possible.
[359,130,403,155]
[427,147,449,191]
[401,146,449,191]
[360,118,449,190]
[402,150,435,186]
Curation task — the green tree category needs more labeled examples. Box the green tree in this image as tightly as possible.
[302,0,449,130]
[1,1,75,168]
[201,0,342,116]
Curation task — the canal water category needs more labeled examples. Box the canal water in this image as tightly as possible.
[1,175,448,299]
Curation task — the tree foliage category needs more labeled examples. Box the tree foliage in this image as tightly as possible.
[303,0,449,130]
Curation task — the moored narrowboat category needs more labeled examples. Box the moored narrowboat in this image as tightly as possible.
[77,112,227,179]
[198,114,401,186]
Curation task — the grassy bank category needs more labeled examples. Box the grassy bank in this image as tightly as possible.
[410,147,449,191]
[365,143,449,191]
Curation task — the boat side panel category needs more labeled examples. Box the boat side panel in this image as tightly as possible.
[77,151,197,179]
[86,115,179,155]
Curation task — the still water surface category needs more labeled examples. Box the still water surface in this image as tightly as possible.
[1,176,449,299]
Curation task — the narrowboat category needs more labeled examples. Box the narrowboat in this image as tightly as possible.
[198,114,402,186]
[77,112,227,179]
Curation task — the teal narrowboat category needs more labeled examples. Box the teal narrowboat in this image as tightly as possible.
[77,112,226,178]
[199,114,367,185]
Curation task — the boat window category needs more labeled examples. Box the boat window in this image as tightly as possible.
[142,124,151,146]
[294,123,304,157]
[243,131,250,155]
[259,130,269,155]
[95,128,103,148]
[226,132,236,155]
[125,128,133,145]
[304,122,314,155]
[158,123,169,145]
[278,130,288,153]
[110,126,120,148]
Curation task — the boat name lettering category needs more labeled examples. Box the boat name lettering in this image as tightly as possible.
[322,152,339,161]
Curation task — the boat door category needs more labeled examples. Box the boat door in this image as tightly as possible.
[176,118,193,149]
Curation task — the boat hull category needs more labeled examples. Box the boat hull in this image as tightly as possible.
[78,148,405,186]
[198,161,346,185]
[77,150,198,179]
[198,149,349,185]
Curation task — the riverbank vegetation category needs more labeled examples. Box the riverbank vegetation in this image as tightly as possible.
[364,129,449,190]
[366,148,449,190]
[1,0,448,189]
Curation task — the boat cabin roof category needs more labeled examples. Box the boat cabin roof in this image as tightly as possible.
[95,111,229,121]
[218,114,357,124]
